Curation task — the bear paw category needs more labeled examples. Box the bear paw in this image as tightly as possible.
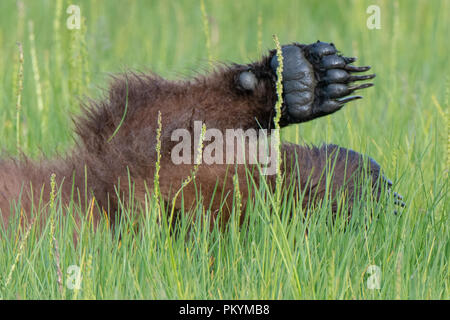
[270,41,375,124]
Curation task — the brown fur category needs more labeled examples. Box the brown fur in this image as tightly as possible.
[0,53,384,230]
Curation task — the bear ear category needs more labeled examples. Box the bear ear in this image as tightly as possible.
[238,71,258,91]
[73,73,133,152]
[73,100,111,154]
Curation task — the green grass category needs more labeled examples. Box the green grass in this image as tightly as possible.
[0,0,448,299]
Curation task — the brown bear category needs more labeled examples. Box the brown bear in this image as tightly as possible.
[0,41,403,230]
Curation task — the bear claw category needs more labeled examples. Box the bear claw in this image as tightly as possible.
[270,41,375,124]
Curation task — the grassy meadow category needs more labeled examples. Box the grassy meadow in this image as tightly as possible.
[0,0,448,299]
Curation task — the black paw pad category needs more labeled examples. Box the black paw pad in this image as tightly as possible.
[270,41,376,123]
[270,45,316,119]
[238,71,258,91]
[307,41,337,61]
